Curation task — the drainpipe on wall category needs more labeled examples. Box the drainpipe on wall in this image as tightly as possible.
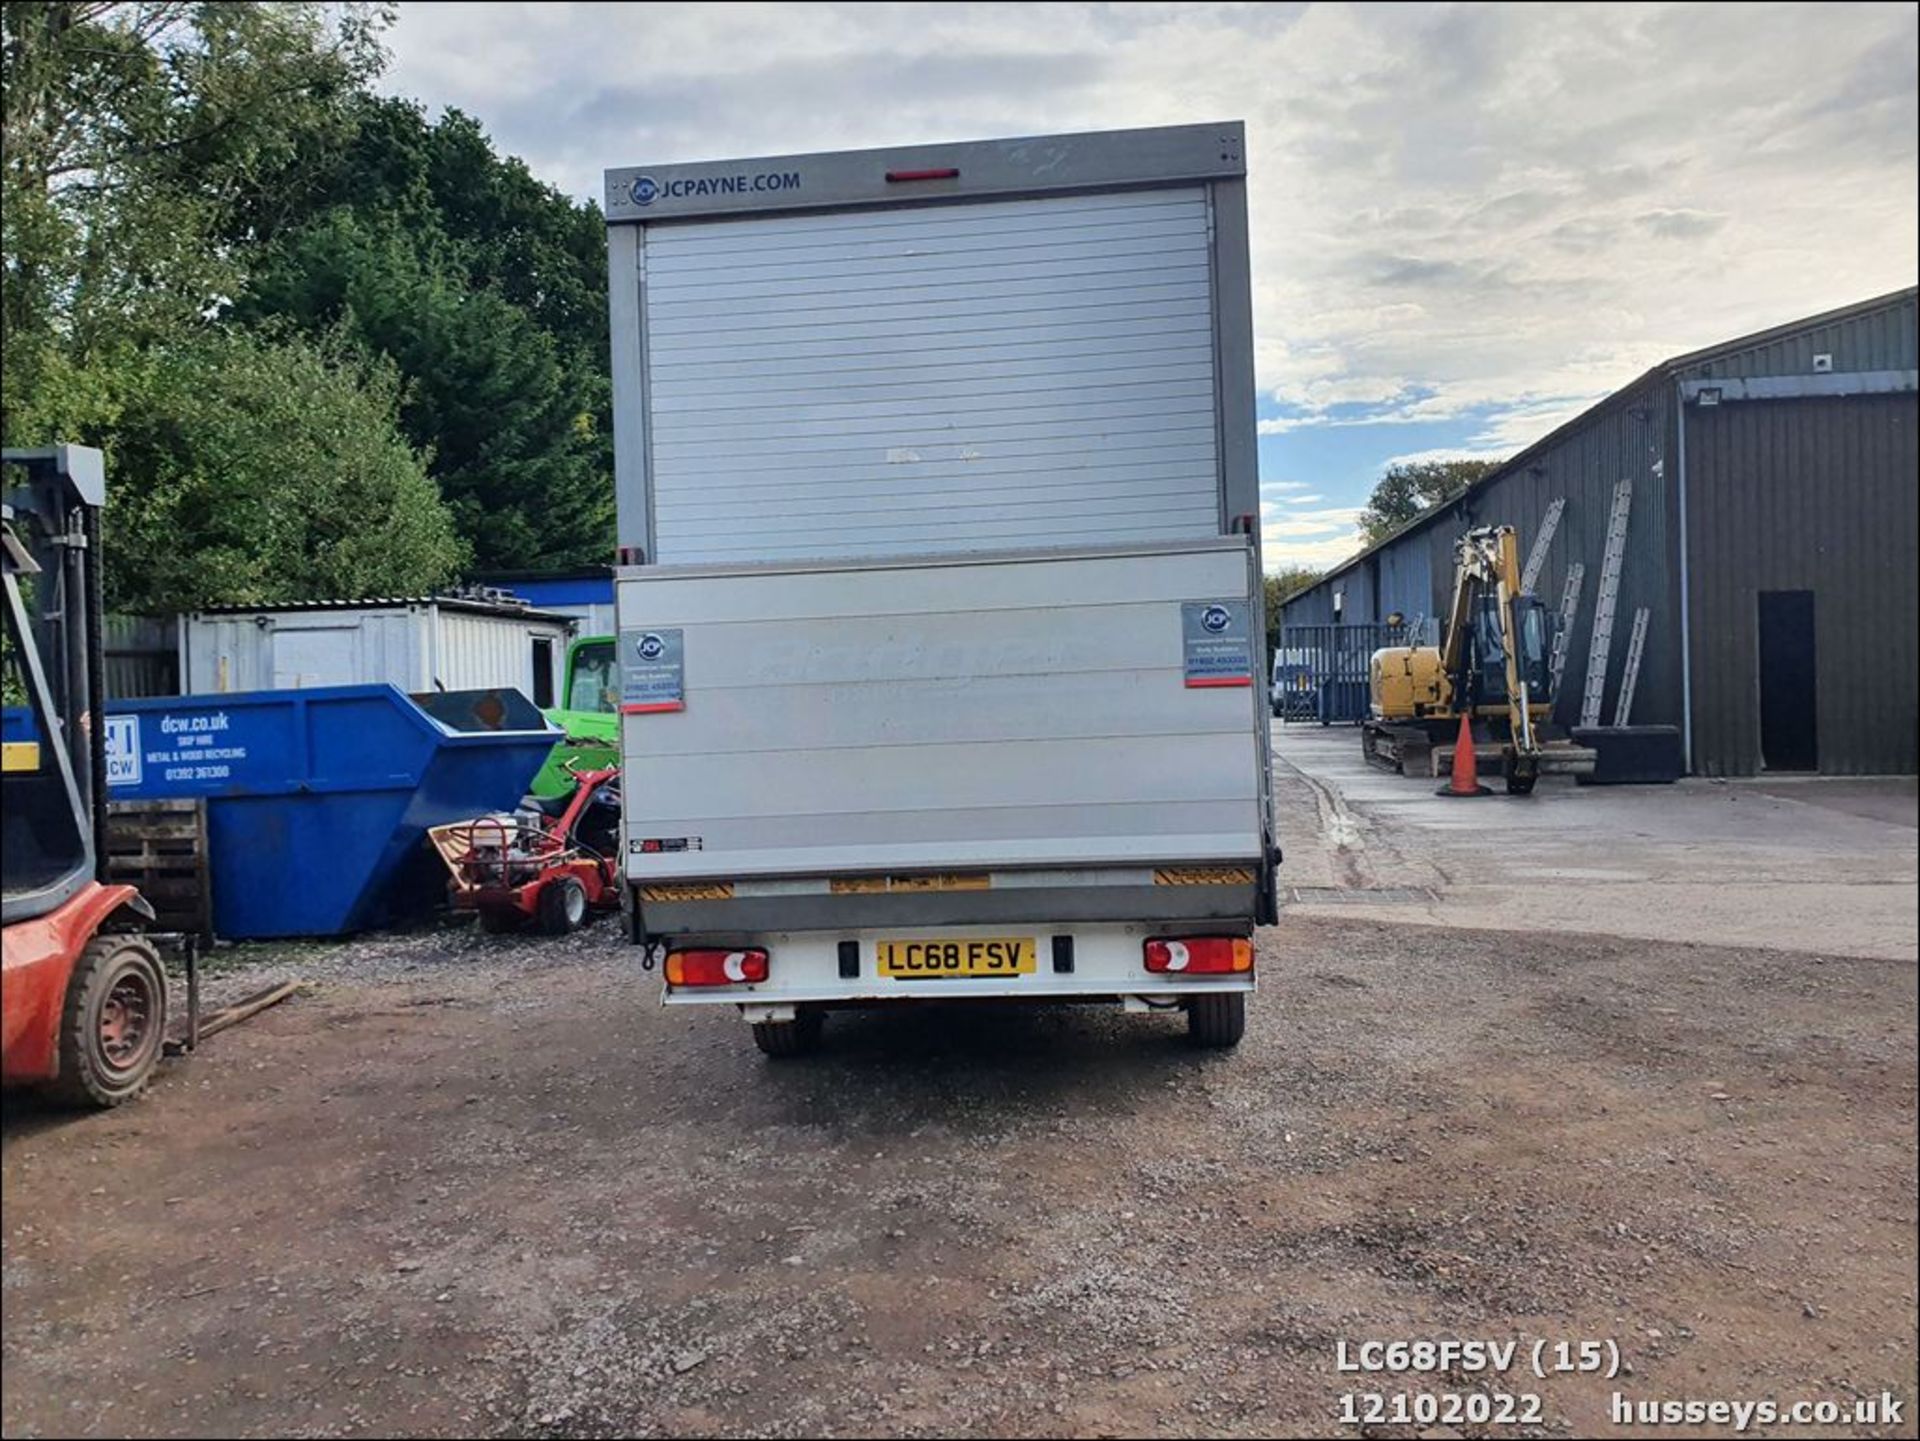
[1675,382,1694,774]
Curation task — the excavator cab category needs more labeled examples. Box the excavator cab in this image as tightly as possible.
[1514,595,1553,701]
[1463,593,1553,709]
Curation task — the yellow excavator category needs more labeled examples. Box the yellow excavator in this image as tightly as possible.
[1364,525,1593,795]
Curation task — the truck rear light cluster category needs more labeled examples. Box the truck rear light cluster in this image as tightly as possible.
[665,948,769,987]
[1143,937,1253,974]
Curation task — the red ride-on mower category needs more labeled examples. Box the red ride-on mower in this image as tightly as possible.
[431,764,622,935]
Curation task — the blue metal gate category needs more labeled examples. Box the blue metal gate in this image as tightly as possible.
[1276,621,1421,724]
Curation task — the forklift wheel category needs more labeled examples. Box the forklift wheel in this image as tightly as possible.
[537,876,589,936]
[47,934,167,1108]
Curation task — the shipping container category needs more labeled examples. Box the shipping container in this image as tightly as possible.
[179,597,574,708]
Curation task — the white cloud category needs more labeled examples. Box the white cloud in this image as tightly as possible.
[1265,504,1368,570]
[1281,493,1327,504]
[1264,505,1362,538]
[380,2,1919,468]
[1264,528,1368,571]
[1260,479,1313,492]
[1382,447,1511,469]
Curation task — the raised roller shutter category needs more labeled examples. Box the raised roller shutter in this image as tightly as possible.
[640,188,1220,564]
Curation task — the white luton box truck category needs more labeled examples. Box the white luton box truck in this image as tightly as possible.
[603,122,1278,1054]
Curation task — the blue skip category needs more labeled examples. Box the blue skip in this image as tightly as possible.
[105,686,560,939]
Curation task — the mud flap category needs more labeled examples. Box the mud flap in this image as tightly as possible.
[1258,836,1283,924]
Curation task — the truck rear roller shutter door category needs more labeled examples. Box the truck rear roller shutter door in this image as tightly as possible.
[641,188,1221,564]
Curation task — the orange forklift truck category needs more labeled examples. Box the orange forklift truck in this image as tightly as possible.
[2,446,173,1107]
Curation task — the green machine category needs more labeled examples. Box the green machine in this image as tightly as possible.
[530,635,620,798]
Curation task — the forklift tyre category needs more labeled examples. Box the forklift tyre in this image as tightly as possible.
[537,876,589,936]
[753,1008,824,1058]
[1187,991,1246,1049]
[47,934,167,1109]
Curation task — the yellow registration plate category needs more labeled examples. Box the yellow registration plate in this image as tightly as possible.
[877,937,1036,979]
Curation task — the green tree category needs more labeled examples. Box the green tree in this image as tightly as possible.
[75,329,466,614]
[0,2,476,613]
[240,207,611,570]
[1,1,386,426]
[233,97,614,571]
[1356,458,1505,545]
[4,4,618,604]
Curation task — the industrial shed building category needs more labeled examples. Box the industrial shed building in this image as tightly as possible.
[1278,287,1918,777]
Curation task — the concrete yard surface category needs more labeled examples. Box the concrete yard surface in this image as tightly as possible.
[2,908,1915,1438]
[1274,721,1919,961]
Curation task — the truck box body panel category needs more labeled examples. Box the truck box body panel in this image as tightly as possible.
[607,123,1257,567]
[604,124,1274,994]
[639,188,1221,564]
[618,541,1263,894]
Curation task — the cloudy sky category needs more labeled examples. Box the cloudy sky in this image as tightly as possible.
[382,1,1917,570]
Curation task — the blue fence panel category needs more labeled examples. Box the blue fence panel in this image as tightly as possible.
[1276,623,1416,724]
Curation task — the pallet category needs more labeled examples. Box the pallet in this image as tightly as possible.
[105,799,211,938]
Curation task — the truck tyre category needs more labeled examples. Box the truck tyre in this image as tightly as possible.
[47,934,167,1108]
[1187,991,1245,1048]
[753,1008,824,1058]
[537,876,589,935]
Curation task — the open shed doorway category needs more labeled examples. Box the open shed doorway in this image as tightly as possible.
[1758,590,1818,772]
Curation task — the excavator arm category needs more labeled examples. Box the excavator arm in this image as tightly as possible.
[1441,526,1538,760]
[1488,528,1537,759]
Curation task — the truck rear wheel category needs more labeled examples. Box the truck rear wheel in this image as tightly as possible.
[1187,991,1245,1048]
[47,934,167,1108]
[752,1008,824,1058]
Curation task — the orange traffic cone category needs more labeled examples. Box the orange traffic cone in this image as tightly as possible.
[1436,711,1491,797]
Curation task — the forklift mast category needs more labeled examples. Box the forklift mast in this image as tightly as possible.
[2,445,110,922]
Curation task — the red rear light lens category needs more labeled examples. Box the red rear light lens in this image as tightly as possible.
[1143,937,1253,974]
[666,948,769,987]
[885,166,960,182]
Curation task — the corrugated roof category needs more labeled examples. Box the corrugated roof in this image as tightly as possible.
[189,594,578,626]
[1664,285,1916,371]
[1283,286,1919,598]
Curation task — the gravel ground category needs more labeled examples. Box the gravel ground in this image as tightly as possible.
[2,913,1914,1438]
